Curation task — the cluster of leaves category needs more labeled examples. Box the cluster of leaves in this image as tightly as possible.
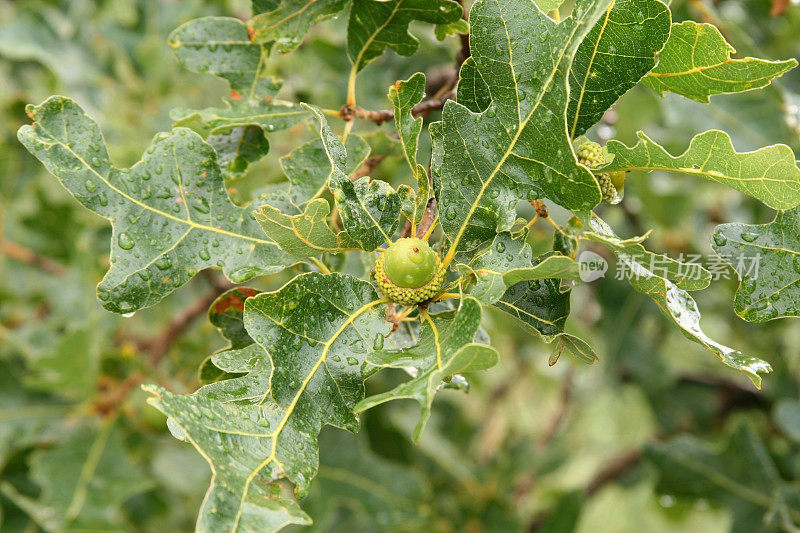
[4,0,800,531]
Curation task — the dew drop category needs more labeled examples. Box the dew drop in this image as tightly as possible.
[373,334,384,351]
[155,256,172,270]
[118,232,135,250]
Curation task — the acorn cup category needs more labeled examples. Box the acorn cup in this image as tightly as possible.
[373,238,445,306]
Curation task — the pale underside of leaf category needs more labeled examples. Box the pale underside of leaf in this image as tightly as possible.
[643,21,797,103]
[602,130,800,210]
[712,207,800,322]
[588,217,770,387]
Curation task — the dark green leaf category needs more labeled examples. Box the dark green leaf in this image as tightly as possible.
[494,278,571,342]
[208,125,271,179]
[456,231,580,304]
[347,0,462,73]
[251,1,348,53]
[567,0,671,138]
[147,272,391,530]
[456,57,491,114]
[281,135,370,206]
[389,73,429,225]
[434,0,611,260]
[209,286,263,349]
[305,105,404,251]
[169,17,272,97]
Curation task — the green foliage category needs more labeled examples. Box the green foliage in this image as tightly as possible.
[712,207,800,322]
[346,0,462,73]
[644,21,798,102]
[4,0,800,531]
[19,97,294,314]
[603,130,800,209]
[567,0,672,138]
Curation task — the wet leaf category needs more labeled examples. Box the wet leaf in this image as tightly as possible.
[567,0,671,138]
[255,198,356,258]
[433,0,611,260]
[18,97,295,313]
[590,217,770,387]
[712,207,800,322]
[281,135,370,206]
[456,231,580,304]
[347,0,462,73]
[603,130,800,210]
[389,73,429,225]
[355,297,498,440]
[305,105,405,251]
[146,272,391,529]
[251,1,348,53]
[644,21,797,103]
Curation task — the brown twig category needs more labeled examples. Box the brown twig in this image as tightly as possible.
[586,449,642,496]
[339,91,457,126]
[415,197,438,239]
[1,240,66,276]
[527,448,642,531]
[413,90,456,118]
[140,273,234,366]
[530,200,549,219]
[92,372,144,417]
[350,155,386,181]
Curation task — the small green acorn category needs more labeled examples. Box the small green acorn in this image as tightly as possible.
[374,238,445,306]
[577,140,617,204]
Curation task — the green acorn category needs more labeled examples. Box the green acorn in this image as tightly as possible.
[373,238,445,306]
[577,140,617,204]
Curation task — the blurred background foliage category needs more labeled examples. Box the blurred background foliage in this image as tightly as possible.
[1,0,800,531]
